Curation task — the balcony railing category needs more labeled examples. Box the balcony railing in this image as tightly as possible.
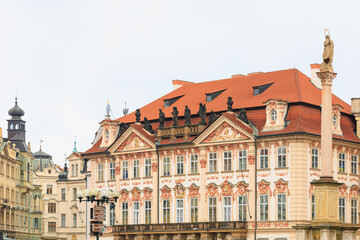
[112,221,246,234]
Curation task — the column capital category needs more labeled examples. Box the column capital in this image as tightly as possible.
[317,71,337,86]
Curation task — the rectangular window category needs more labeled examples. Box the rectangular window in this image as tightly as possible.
[238,196,247,221]
[133,201,139,224]
[223,151,232,171]
[209,153,217,172]
[176,156,184,175]
[277,147,286,168]
[190,198,198,222]
[73,214,77,227]
[34,218,39,229]
[110,207,116,226]
[73,188,77,201]
[163,157,170,176]
[133,160,140,178]
[260,195,268,221]
[75,164,78,177]
[277,194,286,220]
[61,188,66,201]
[238,150,247,170]
[209,197,217,221]
[351,199,357,224]
[311,194,315,220]
[339,153,345,173]
[48,203,56,213]
[339,197,345,222]
[47,185,53,194]
[163,200,170,223]
[122,161,128,179]
[351,155,357,174]
[61,214,66,227]
[145,159,152,177]
[109,162,116,180]
[223,196,231,221]
[48,222,56,232]
[98,164,104,181]
[260,149,269,169]
[72,164,74,177]
[122,202,128,224]
[145,201,151,224]
[190,155,198,174]
[311,148,319,169]
[176,199,184,223]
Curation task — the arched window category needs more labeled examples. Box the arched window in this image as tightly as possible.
[15,124,19,130]
[270,110,277,122]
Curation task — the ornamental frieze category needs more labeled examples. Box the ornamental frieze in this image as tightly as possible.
[188,184,200,200]
[258,180,272,196]
[151,162,158,172]
[220,180,234,198]
[248,155,255,165]
[117,132,150,151]
[203,122,247,142]
[273,179,290,195]
[235,181,249,196]
[143,187,153,200]
[200,159,207,168]
[120,189,129,202]
[160,186,172,200]
[131,187,142,202]
[338,184,348,199]
[206,183,219,200]
[349,185,359,198]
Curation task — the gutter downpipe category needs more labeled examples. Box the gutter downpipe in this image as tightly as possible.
[155,141,160,224]
[254,135,258,240]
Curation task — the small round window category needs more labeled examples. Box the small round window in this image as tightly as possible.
[270,110,277,122]
[332,115,337,126]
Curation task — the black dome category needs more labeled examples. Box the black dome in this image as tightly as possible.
[8,99,25,117]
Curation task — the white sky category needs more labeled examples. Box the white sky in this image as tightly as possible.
[1,1,359,165]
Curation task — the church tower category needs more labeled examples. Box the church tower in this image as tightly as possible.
[7,98,28,152]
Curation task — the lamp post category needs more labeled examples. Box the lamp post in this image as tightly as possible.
[77,188,120,240]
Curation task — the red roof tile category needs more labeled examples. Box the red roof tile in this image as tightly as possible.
[84,137,107,154]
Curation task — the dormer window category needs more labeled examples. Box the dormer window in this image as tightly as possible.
[332,115,337,126]
[253,83,273,96]
[164,96,183,108]
[206,89,226,102]
[270,110,277,122]
[105,130,110,140]
[332,105,343,135]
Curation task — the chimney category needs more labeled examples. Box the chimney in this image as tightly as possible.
[310,64,322,89]
[351,98,360,138]
[172,80,194,90]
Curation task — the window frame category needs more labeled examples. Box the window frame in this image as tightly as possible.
[122,202,128,225]
[277,147,286,168]
[208,197,217,222]
[259,149,269,169]
[351,155,357,174]
[209,152,217,172]
[133,201,140,224]
[163,199,170,223]
[190,198,198,222]
[133,160,140,178]
[223,151,232,171]
[61,214,66,227]
[223,196,232,221]
[351,199,357,224]
[277,194,286,220]
[122,161,128,179]
[238,150,247,170]
[259,195,268,221]
[339,197,345,222]
[145,200,151,224]
[339,153,345,173]
[144,158,152,178]
[109,162,116,180]
[176,156,184,175]
[311,148,319,169]
[238,196,247,221]
[190,154,198,174]
[163,157,170,176]
[98,163,104,181]
[176,199,184,223]
[48,222,56,232]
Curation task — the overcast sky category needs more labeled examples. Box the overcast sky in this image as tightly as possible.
[1,1,359,165]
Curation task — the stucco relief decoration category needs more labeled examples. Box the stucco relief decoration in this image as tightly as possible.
[219,144,235,152]
[206,145,219,153]
[258,180,272,196]
[175,178,185,184]
[160,150,171,157]
[332,105,343,135]
[188,184,200,200]
[257,141,269,149]
[235,182,249,196]
[189,148,200,154]
[220,180,234,198]
[131,187,142,202]
[273,179,290,195]
[349,186,359,198]
[236,142,248,150]
[96,157,105,164]
[161,186,172,200]
[248,155,255,165]
[338,184,348,199]
[174,184,186,199]
[117,133,149,151]
[274,222,289,228]
[204,122,246,142]
[120,189,129,202]
[151,162,158,172]
[206,183,219,200]
[115,166,121,175]
[351,148,359,155]
[143,188,153,200]
[200,159,207,168]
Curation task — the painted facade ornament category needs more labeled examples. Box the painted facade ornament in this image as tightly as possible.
[120,189,129,202]
[204,122,246,142]
[248,155,255,165]
[221,180,234,197]
[235,181,248,196]
[117,133,149,151]
[206,183,219,199]
[338,184,348,199]
[349,185,359,197]
[188,184,200,199]
[258,180,272,196]
[151,162,158,172]
[131,187,141,202]
[115,166,121,175]
[161,186,172,200]
[174,184,186,199]
[274,179,290,195]
[143,187,153,200]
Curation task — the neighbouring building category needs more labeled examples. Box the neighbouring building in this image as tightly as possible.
[83,65,360,240]
[33,143,87,240]
[0,99,42,240]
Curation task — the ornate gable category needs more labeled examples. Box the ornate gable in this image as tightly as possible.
[116,132,151,152]
[204,122,248,142]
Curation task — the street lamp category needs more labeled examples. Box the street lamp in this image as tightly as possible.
[77,188,120,240]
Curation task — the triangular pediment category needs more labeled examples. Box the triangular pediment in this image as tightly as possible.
[108,126,154,153]
[194,113,254,144]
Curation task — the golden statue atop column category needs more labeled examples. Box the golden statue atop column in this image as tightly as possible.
[321,29,334,72]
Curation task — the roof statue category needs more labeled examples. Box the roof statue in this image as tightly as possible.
[159,109,165,128]
[184,106,191,125]
[172,107,179,127]
[198,103,207,124]
[238,108,249,124]
[321,29,334,72]
[209,111,217,124]
[144,117,154,134]
[135,109,141,123]
[227,97,233,111]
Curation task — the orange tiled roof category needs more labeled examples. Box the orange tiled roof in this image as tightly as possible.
[84,137,107,154]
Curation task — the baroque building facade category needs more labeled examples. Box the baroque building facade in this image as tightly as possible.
[83,66,360,240]
[0,100,42,240]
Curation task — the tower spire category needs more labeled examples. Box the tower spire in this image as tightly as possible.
[73,137,78,153]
